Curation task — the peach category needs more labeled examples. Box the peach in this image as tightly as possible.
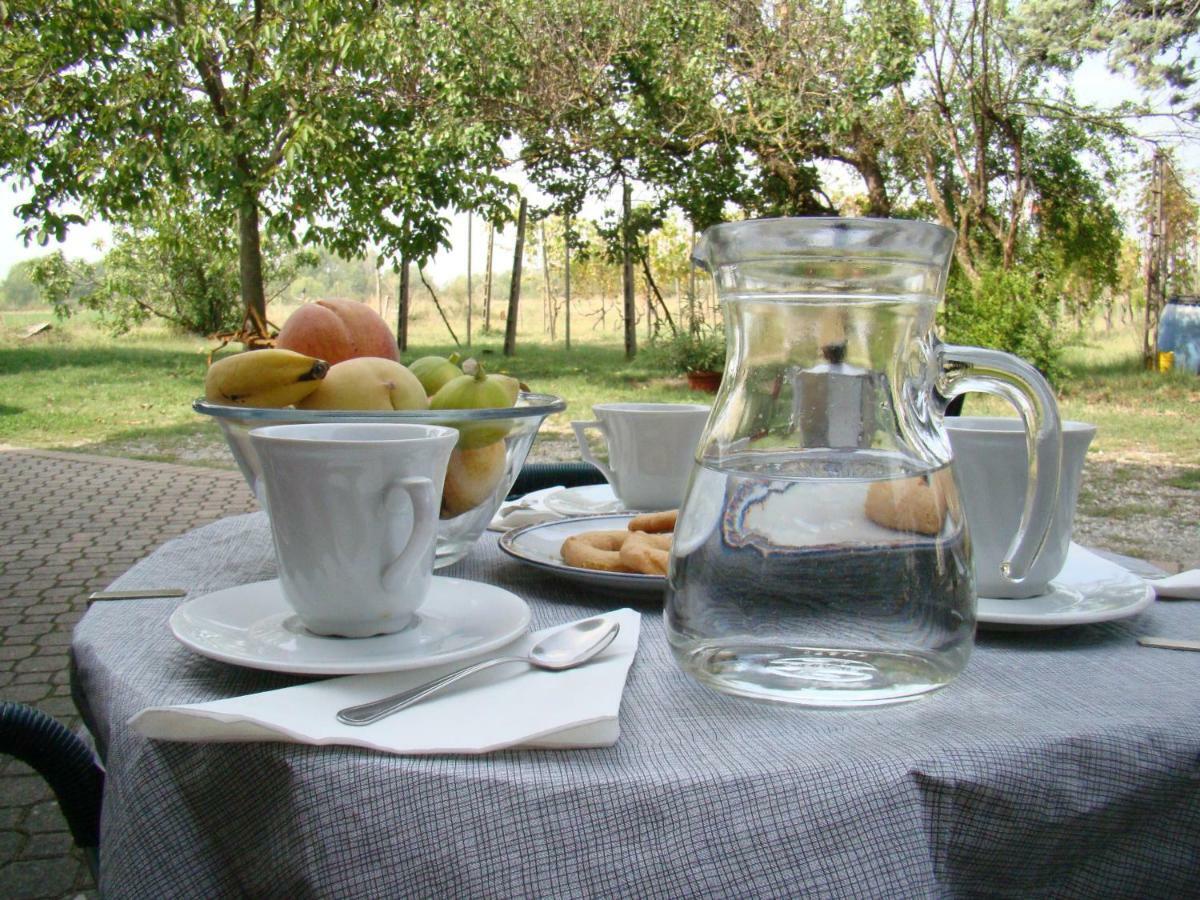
[276,299,399,365]
[297,357,428,411]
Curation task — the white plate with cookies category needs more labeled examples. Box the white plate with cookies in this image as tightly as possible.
[498,513,673,594]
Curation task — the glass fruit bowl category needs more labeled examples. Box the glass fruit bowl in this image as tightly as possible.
[194,392,567,568]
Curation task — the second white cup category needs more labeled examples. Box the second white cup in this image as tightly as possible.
[250,422,457,637]
[572,402,711,510]
[946,416,1097,599]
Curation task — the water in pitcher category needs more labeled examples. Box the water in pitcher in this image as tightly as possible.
[665,450,976,707]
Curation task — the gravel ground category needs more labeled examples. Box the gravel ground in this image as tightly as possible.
[1072,454,1200,573]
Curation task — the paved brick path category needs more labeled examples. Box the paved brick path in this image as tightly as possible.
[0,448,258,899]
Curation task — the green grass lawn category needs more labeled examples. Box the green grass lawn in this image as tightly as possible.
[0,310,218,457]
[1,308,1197,470]
[0,309,701,462]
[964,327,1200,461]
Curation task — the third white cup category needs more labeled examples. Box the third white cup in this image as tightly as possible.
[572,402,710,510]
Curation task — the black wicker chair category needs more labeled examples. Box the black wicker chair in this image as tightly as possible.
[507,460,606,498]
[0,700,103,881]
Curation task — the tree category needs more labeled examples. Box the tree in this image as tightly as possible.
[714,0,923,218]
[29,201,314,336]
[509,1,744,296]
[0,259,43,309]
[0,1,514,339]
[1015,0,1200,119]
[881,0,1127,286]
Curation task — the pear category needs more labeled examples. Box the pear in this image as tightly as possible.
[440,441,508,518]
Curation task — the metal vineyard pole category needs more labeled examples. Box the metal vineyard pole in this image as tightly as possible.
[466,213,473,348]
[1144,148,1166,368]
[564,210,572,351]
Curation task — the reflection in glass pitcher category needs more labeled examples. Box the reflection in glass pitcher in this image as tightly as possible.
[666,218,1062,707]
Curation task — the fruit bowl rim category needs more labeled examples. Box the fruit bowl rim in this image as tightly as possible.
[193,392,567,423]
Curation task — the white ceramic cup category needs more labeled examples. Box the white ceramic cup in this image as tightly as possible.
[572,403,711,510]
[250,422,457,637]
[946,417,1097,599]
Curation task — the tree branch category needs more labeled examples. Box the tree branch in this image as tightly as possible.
[417,266,461,346]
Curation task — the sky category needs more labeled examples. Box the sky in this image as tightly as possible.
[2,56,1197,285]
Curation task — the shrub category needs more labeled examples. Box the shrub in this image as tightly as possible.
[651,324,726,373]
[939,267,1062,382]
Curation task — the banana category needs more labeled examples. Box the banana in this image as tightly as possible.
[205,348,330,408]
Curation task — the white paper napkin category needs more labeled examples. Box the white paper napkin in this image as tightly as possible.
[1150,569,1200,600]
[132,608,641,755]
[487,486,567,531]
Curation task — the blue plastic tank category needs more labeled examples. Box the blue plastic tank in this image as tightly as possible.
[1158,295,1200,374]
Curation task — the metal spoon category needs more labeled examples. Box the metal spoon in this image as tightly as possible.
[336,616,621,726]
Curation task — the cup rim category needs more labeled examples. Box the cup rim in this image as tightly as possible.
[944,416,1096,436]
[249,422,459,445]
[590,402,711,415]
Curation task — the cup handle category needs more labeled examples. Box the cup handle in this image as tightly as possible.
[936,342,1063,586]
[379,477,437,594]
[571,420,616,486]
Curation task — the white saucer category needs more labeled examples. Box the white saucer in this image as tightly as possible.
[170,577,531,674]
[543,484,624,517]
[499,514,666,594]
[976,543,1154,629]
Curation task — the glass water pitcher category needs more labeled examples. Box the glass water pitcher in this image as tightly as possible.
[665,218,1062,707]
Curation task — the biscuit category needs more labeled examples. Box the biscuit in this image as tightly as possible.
[561,530,634,572]
[560,527,673,574]
[627,510,677,534]
[619,531,671,576]
[864,473,950,536]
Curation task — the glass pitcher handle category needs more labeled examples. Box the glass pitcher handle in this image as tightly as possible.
[936,343,1063,585]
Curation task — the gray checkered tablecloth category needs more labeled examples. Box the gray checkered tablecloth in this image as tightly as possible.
[71,512,1200,898]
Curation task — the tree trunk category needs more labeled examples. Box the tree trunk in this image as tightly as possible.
[504,198,527,357]
[484,224,495,332]
[564,211,572,351]
[622,179,637,359]
[688,227,698,332]
[541,220,555,340]
[238,195,268,338]
[466,213,473,348]
[859,157,891,218]
[397,256,410,353]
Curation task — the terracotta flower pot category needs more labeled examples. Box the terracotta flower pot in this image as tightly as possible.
[686,370,722,393]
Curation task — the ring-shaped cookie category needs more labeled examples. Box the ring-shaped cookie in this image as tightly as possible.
[561,530,633,572]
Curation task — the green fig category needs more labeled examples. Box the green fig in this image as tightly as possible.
[459,358,520,405]
[408,352,463,396]
[492,374,521,406]
[430,362,517,449]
